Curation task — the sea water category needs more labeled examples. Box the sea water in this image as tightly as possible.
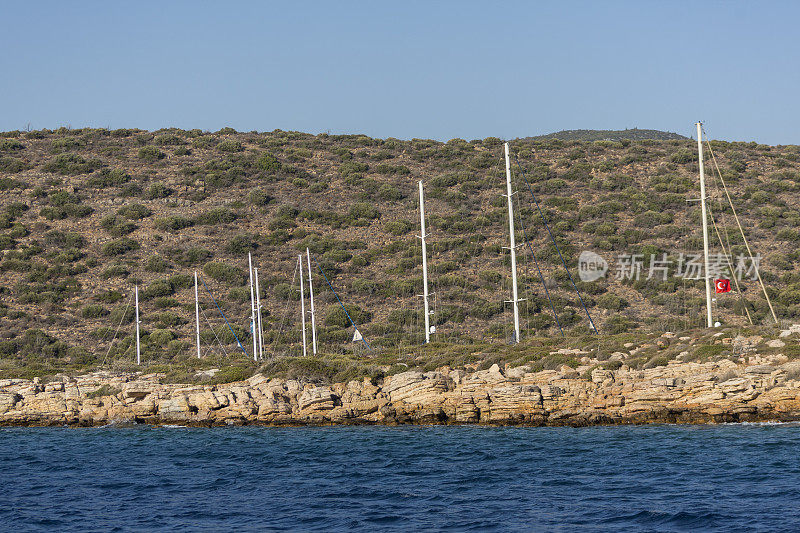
[2,424,800,532]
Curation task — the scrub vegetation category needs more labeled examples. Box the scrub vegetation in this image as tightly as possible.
[0,126,798,380]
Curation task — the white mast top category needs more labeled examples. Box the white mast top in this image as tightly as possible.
[135,285,141,365]
[419,180,431,344]
[255,267,264,361]
[248,252,258,360]
[696,122,714,328]
[504,142,521,343]
[299,254,307,356]
[194,271,201,359]
[306,248,317,355]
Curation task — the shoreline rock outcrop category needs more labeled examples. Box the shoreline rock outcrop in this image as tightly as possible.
[4,356,800,427]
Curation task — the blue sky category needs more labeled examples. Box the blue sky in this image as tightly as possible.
[1,1,798,144]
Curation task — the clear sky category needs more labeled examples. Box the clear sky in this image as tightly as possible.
[1,1,798,144]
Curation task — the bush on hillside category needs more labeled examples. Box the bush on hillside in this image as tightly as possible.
[138,146,165,162]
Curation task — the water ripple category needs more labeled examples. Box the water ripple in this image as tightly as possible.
[1,424,800,531]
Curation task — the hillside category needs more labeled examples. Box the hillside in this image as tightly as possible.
[529,129,688,141]
[1,127,799,378]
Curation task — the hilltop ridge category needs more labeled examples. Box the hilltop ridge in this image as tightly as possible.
[528,128,688,141]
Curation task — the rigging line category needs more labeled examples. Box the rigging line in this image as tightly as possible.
[702,129,778,324]
[200,303,229,358]
[704,156,754,325]
[707,157,740,280]
[269,260,300,360]
[311,254,372,350]
[513,153,599,334]
[514,182,564,336]
[707,202,754,325]
[200,276,249,358]
[96,291,131,348]
[100,291,134,367]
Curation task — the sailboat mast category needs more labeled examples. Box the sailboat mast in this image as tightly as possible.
[248,252,257,361]
[306,248,317,354]
[135,284,141,365]
[255,267,264,360]
[194,271,201,359]
[419,180,431,344]
[696,122,714,328]
[504,142,521,343]
[299,254,307,356]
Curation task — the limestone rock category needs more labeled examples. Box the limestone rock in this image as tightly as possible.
[298,387,336,411]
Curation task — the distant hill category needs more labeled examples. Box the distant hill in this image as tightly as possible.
[527,128,688,142]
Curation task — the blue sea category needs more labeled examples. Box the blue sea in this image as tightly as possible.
[2,424,800,532]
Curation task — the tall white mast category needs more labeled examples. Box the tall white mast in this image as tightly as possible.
[194,271,201,359]
[135,284,141,365]
[299,254,307,356]
[697,122,714,328]
[306,248,317,354]
[254,267,264,360]
[248,252,257,361]
[419,180,431,344]
[504,142,521,343]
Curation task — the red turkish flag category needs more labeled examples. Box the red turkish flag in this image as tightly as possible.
[715,279,731,293]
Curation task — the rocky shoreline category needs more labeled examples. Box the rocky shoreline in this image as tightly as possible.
[4,350,800,427]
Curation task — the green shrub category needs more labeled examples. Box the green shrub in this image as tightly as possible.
[100,214,137,236]
[225,234,258,254]
[349,202,380,220]
[42,153,103,175]
[148,329,176,345]
[339,161,369,177]
[143,279,174,299]
[217,140,243,153]
[670,150,695,164]
[50,137,83,152]
[118,203,152,220]
[97,290,123,303]
[154,216,193,232]
[385,220,412,236]
[145,255,169,273]
[596,294,629,311]
[324,304,372,327]
[249,188,273,206]
[256,153,281,172]
[82,303,108,318]
[376,184,405,201]
[203,261,246,285]
[0,139,24,151]
[102,264,130,278]
[45,230,85,249]
[605,315,636,334]
[146,183,173,199]
[375,163,410,175]
[138,146,165,161]
[87,168,131,189]
[195,208,237,225]
[469,300,504,319]
[154,134,185,146]
[168,273,193,290]
[101,237,140,256]
[0,157,29,173]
